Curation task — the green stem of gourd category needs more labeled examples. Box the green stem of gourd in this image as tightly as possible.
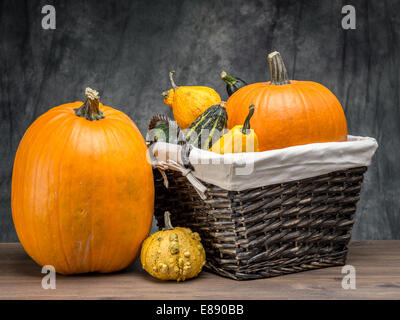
[169,70,179,90]
[268,51,291,85]
[221,71,237,86]
[241,104,255,135]
[74,88,105,121]
[164,211,174,230]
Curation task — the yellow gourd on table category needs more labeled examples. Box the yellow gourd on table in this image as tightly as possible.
[210,104,259,154]
[140,212,206,281]
[162,71,221,129]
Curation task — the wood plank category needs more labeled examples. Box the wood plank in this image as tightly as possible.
[0,241,399,300]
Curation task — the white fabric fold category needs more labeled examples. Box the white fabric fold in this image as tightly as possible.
[150,135,378,192]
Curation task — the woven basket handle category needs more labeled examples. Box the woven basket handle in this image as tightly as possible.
[149,142,208,200]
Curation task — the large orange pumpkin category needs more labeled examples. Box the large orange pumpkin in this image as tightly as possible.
[11,88,154,274]
[225,51,347,151]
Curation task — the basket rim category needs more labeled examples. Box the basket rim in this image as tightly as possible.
[150,136,377,192]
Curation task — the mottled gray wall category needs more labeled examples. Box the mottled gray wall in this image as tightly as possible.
[1,0,399,241]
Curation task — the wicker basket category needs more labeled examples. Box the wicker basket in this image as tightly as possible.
[153,166,367,280]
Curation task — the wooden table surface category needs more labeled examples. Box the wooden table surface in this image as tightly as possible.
[0,241,399,300]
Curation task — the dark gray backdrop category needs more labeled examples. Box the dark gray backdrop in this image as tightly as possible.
[1,0,399,242]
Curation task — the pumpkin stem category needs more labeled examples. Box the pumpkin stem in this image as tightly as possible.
[74,88,105,121]
[164,211,174,230]
[169,70,179,91]
[241,104,255,134]
[268,51,290,85]
[221,71,237,86]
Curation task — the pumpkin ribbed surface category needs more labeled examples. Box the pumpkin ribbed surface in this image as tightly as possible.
[226,52,347,151]
[226,81,347,151]
[11,100,154,274]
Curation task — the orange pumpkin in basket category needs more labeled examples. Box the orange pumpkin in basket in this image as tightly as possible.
[11,88,154,274]
[225,51,347,151]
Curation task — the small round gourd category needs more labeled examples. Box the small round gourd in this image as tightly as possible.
[140,212,206,281]
[162,71,221,129]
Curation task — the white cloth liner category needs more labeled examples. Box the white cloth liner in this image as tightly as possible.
[151,135,378,192]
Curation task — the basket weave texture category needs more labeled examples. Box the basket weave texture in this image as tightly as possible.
[154,166,367,280]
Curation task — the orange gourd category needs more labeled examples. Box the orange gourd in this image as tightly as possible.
[11,88,154,274]
[162,71,221,129]
[225,51,348,151]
